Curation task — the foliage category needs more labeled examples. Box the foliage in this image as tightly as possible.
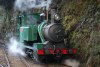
[60,0,100,66]
[0,7,17,44]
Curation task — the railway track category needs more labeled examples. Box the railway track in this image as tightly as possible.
[3,49,11,67]
[19,57,31,67]
[0,45,28,67]
[0,44,70,67]
[22,57,68,67]
[0,47,10,67]
[5,51,28,67]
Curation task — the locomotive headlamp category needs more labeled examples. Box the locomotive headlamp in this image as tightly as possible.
[54,14,60,21]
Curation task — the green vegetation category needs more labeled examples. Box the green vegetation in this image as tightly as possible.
[0,7,17,44]
[60,0,100,66]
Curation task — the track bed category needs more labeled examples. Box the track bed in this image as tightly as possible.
[0,45,69,67]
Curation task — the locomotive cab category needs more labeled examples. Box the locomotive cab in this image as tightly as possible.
[18,13,40,42]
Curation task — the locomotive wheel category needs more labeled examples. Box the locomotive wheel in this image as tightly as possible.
[34,54,55,63]
[24,48,34,58]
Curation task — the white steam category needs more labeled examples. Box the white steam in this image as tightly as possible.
[64,59,80,67]
[7,37,26,56]
[14,0,52,11]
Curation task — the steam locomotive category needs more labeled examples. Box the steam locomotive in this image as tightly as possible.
[17,9,77,63]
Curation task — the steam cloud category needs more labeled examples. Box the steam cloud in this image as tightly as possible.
[14,0,52,11]
[7,37,26,56]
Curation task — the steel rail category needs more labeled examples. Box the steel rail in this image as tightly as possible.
[19,56,30,67]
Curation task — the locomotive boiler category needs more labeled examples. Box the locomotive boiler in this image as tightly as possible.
[17,10,77,63]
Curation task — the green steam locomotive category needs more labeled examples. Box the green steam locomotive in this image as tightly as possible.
[17,10,77,63]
